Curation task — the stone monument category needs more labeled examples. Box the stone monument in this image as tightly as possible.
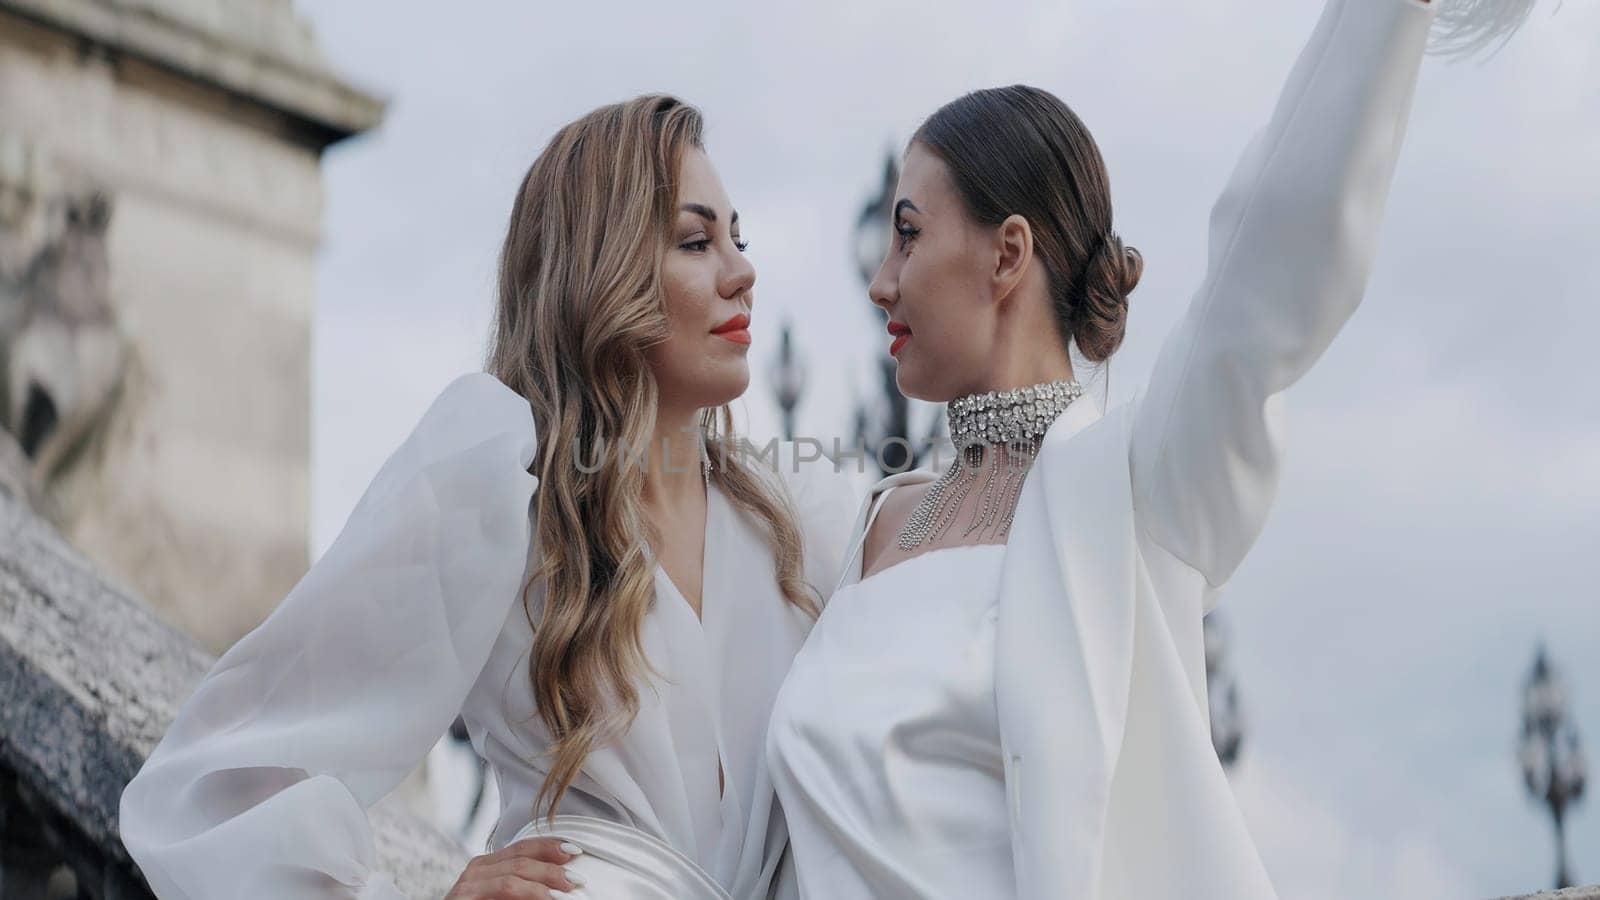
[0,0,384,654]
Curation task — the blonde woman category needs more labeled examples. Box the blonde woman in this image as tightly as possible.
[766,0,1472,898]
[119,96,855,900]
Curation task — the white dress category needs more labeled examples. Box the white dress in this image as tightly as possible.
[117,372,857,900]
[768,482,1015,900]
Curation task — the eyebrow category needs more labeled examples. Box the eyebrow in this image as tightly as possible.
[680,203,738,226]
[894,199,921,218]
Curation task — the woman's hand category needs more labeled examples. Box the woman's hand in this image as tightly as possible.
[444,836,586,899]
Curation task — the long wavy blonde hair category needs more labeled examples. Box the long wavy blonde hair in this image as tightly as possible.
[485,95,818,821]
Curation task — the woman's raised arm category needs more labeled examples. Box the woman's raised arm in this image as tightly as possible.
[1130,0,1436,597]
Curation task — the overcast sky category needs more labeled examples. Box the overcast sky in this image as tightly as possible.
[292,1,1599,896]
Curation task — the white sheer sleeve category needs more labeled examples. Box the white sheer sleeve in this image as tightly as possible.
[118,372,539,899]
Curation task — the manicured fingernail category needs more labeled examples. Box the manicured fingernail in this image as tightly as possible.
[560,841,584,855]
[565,868,586,886]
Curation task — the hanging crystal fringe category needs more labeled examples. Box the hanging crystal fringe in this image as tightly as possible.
[897,379,1082,552]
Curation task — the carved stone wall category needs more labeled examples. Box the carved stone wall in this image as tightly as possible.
[0,0,383,655]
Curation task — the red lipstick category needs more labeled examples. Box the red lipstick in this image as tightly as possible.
[712,312,751,345]
[887,320,911,356]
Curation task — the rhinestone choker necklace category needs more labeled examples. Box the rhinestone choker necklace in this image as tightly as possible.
[897,379,1082,551]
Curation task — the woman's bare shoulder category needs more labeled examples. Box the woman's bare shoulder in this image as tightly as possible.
[861,480,932,575]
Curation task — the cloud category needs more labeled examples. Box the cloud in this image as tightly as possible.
[1231,755,1477,898]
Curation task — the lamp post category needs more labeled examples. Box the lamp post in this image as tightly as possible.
[853,154,895,287]
[1519,645,1587,889]
[769,319,807,441]
[447,714,489,844]
[1203,612,1245,769]
[851,151,924,475]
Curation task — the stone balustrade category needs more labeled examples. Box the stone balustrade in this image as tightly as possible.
[0,465,468,899]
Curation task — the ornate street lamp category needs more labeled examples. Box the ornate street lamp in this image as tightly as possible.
[851,151,927,475]
[447,714,489,844]
[853,154,896,286]
[1519,645,1587,889]
[769,319,807,441]
[1204,612,1245,769]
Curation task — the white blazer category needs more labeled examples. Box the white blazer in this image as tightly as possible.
[834,1,1436,897]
